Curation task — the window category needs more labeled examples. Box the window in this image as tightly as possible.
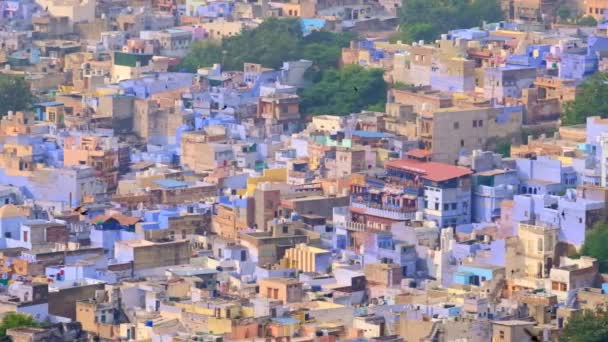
[453,122,459,129]
[23,231,28,242]
[443,203,449,211]
[473,120,477,128]
[460,139,464,147]
[3,233,9,238]
[282,225,288,233]
[451,203,457,210]
[478,120,483,127]
[424,200,429,208]
[434,203,439,210]
[3,198,8,204]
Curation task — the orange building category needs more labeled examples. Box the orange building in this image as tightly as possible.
[259,278,304,304]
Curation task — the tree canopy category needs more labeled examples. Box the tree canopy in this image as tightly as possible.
[557,6,572,21]
[394,0,503,43]
[561,309,608,342]
[178,18,356,72]
[580,221,608,272]
[563,72,608,126]
[0,75,34,116]
[179,17,385,117]
[0,312,39,337]
[577,16,598,26]
[300,65,386,116]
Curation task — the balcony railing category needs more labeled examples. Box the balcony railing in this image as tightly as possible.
[351,201,417,220]
[345,221,366,232]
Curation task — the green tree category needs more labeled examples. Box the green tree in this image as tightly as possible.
[300,65,386,116]
[495,138,511,157]
[221,17,302,70]
[0,312,39,337]
[578,16,598,26]
[396,0,503,43]
[0,75,34,116]
[300,31,357,82]
[563,72,608,125]
[179,18,355,74]
[557,6,572,21]
[561,309,608,342]
[177,41,223,72]
[580,221,608,272]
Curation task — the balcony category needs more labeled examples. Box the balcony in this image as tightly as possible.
[345,221,366,232]
[350,201,416,220]
[474,185,513,198]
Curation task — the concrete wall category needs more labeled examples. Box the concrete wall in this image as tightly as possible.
[48,283,106,320]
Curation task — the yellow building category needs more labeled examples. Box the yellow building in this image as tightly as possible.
[281,243,332,273]
[310,115,345,133]
[242,168,287,196]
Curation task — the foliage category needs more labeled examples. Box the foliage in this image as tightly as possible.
[178,18,355,72]
[0,312,39,337]
[179,18,383,117]
[300,30,357,82]
[577,16,598,26]
[495,139,511,157]
[393,81,416,91]
[221,18,302,70]
[396,0,503,43]
[0,75,34,116]
[300,65,386,116]
[580,221,608,272]
[176,41,223,72]
[561,309,608,342]
[563,72,608,125]
[557,6,571,20]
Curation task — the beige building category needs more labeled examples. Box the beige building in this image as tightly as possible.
[114,239,191,271]
[549,256,598,300]
[280,243,331,273]
[238,220,318,266]
[325,147,367,178]
[491,320,537,342]
[363,263,403,287]
[36,0,95,24]
[580,0,608,19]
[417,101,523,164]
[180,127,229,172]
[506,222,559,293]
[200,20,246,41]
[134,98,193,146]
[309,115,346,133]
[352,315,386,339]
[259,278,304,304]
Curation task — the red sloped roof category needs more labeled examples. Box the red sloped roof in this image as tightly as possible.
[385,159,472,182]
